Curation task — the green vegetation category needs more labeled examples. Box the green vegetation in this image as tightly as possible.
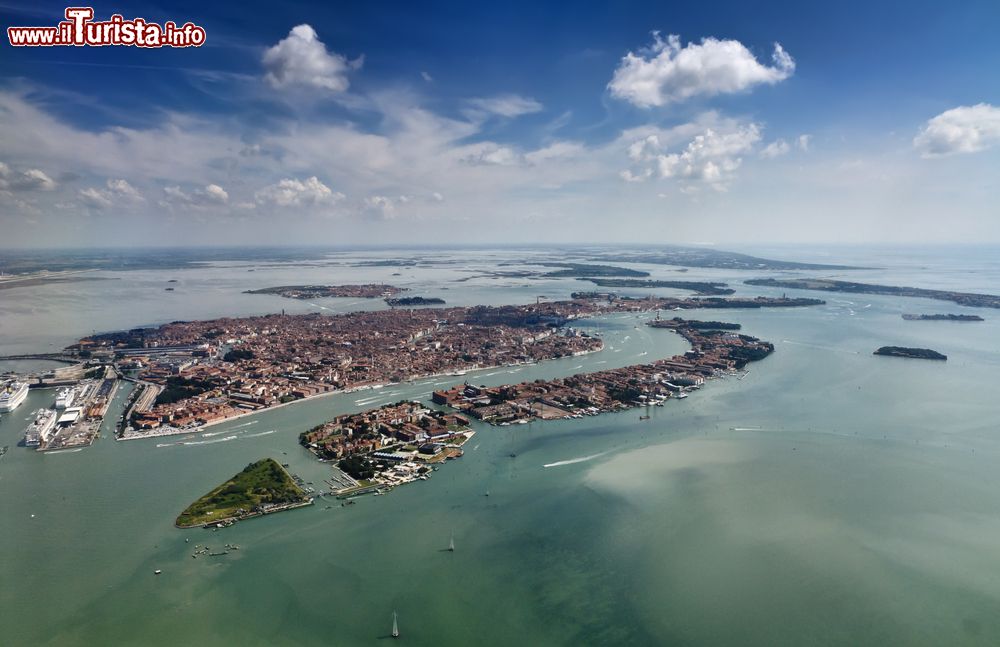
[175,458,308,528]
[581,278,734,295]
[541,262,649,278]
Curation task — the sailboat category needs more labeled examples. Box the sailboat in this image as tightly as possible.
[448,534,455,552]
[392,611,399,639]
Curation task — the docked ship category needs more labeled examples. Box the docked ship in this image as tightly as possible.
[54,387,75,410]
[0,381,29,413]
[23,408,56,447]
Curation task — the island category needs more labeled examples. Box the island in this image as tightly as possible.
[901,314,984,322]
[581,278,734,295]
[175,458,312,528]
[244,284,405,299]
[294,317,773,499]
[384,296,446,307]
[591,247,865,270]
[873,347,947,361]
[539,263,649,278]
[432,317,772,424]
[300,401,472,496]
[65,294,822,441]
[648,317,741,330]
[745,278,1000,309]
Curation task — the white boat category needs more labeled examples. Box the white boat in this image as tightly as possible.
[392,611,399,639]
[448,534,455,552]
[676,393,688,399]
[24,408,56,447]
[0,381,28,413]
[54,387,75,409]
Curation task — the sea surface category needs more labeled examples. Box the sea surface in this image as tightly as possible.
[2,245,1000,645]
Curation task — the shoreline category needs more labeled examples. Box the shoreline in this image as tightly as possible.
[116,345,609,443]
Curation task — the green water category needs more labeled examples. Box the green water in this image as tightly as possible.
[2,247,1000,645]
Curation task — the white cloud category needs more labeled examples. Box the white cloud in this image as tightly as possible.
[201,184,229,204]
[263,25,360,92]
[523,141,585,164]
[609,33,795,108]
[255,176,342,207]
[421,71,433,82]
[0,163,57,191]
[914,104,1000,157]
[624,122,762,188]
[79,187,112,209]
[78,178,145,209]
[620,168,653,183]
[106,178,144,201]
[364,195,396,218]
[797,134,812,151]
[759,139,791,159]
[466,94,543,118]
[462,144,522,166]
[162,183,229,207]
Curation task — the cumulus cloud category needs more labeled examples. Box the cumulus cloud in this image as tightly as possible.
[105,178,144,201]
[797,134,812,151]
[466,94,544,118]
[609,33,795,108]
[78,178,145,209]
[263,24,360,91]
[623,122,762,188]
[364,195,399,219]
[914,104,1000,157]
[162,183,229,207]
[0,162,57,191]
[79,187,112,209]
[255,176,342,207]
[759,139,790,159]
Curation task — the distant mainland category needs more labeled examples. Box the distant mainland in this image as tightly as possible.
[746,278,1000,309]
[901,314,983,322]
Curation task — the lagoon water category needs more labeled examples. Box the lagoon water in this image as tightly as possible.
[2,246,1000,645]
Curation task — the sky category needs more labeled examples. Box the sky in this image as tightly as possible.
[1,0,998,248]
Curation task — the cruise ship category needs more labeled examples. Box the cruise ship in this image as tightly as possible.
[54,387,75,410]
[0,381,29,413]
[23,408,56,447]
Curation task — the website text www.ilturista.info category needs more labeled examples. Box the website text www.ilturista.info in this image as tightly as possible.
[7,7,206,48]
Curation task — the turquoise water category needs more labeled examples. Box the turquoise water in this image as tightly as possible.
[2,247,1000,645]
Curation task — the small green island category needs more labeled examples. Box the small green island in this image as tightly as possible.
[175,458,312,529]
[873,346,947,361]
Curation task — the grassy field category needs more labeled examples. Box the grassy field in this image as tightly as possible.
[175,458,308,528]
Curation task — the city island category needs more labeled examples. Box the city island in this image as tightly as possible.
[10,293,822,456]
[59,293,820,443]
[299,315,773,498]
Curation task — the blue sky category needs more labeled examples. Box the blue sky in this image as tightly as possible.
[1,0,998,247]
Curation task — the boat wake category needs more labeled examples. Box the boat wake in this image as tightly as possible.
[183,435,238,446]
[244,429,277,438]
[544,451,608,468]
